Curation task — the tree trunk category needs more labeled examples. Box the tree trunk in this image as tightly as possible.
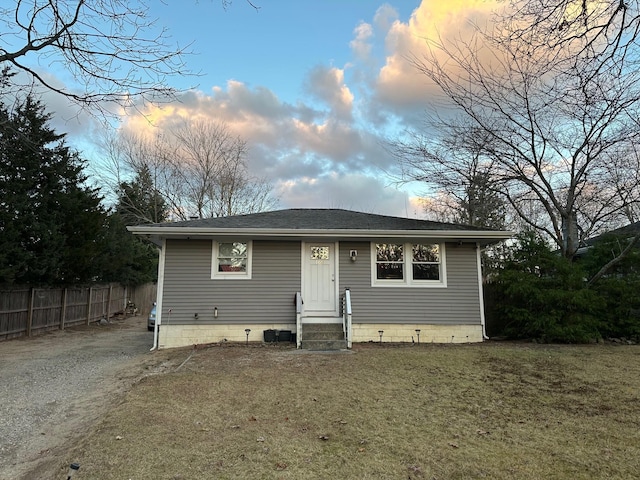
[562,212,579,258]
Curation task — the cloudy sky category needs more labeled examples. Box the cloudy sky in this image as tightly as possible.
[47,0,499,218]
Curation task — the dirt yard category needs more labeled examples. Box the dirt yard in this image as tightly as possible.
[0,315,177,480]
[3,322,640,479]
[49,341,640,479]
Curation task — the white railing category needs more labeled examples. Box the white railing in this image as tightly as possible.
[295,291,303,349]
[342,288,352,348]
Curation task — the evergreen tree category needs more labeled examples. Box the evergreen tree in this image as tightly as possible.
[0,94,106,285]
[116,165,168,225]
[97,213,158,286]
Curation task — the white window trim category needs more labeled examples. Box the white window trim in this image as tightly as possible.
[370,242,447,288]
[211,240,253,280]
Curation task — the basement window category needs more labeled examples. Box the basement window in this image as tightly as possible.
[212,241,252,279]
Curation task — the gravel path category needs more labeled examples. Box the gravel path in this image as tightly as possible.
[0,316,161,480]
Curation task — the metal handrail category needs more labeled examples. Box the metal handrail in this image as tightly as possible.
[295,292,303,349]
[342,288,352,348]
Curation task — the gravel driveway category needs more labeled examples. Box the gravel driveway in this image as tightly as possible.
[0,315,163,480]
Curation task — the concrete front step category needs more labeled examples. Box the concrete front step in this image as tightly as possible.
[300,323,346,350]
[302,323,344,340]
[301,339,348,351]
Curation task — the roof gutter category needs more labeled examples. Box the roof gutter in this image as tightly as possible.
[128,226,513,242]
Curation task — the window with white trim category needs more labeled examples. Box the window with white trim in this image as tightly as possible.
[372,242,446,287]
[212,241,252,279]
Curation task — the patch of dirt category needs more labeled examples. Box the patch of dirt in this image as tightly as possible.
[0,315,181,480]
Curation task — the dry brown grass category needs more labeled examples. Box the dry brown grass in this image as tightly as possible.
[58,342,640,479]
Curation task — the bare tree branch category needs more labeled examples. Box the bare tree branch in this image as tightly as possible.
[587,231,640,286]
[0,1,260,115]
[390,0,640,259]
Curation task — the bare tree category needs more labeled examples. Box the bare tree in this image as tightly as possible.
[0,0,259,114]
[99,120,278,220]
[390,126,507,228]
[392,0,640,258]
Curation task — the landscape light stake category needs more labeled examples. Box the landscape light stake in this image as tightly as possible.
[67,463,80,479]
[378,330,384,344]
[245,328,251,346]
[415,329,421,344]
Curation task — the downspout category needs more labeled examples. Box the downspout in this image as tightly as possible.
[151,238,167,351]
[476,242,489,340]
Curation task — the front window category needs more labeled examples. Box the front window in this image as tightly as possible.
[412,244,440,280]
[212,241,252,279]
[372,242,445,287]
[376,243,404,280]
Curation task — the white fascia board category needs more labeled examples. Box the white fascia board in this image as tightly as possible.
[128,226,513,241]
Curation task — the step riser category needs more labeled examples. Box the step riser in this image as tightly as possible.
[300,340,347,351]
[302,324,343,333]
[302,331,344,341]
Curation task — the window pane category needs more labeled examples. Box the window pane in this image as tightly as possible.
[219,242,247,257]
[310,246,329,259]
[218,258,247,272]
[413,244,439,262]
[377,263,404,280]
[376,243,403,262]
[413,264,440,280]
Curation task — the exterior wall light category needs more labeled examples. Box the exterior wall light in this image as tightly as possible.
[350,249,358,262]
[214,307,218,318]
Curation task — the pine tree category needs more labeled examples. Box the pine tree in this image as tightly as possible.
[0,94,106,285]
[116,165,168,225]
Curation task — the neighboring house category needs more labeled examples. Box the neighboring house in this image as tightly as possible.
[129,209,511,350]
[576,221,640,257]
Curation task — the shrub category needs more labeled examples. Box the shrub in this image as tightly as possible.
[485,232,611,343]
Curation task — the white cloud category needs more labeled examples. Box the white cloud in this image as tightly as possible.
[276,172,420,218]
[369,0,499,126]
[304,66,354,121]
[350,21,374,61]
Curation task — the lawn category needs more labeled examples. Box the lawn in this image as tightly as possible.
[59,342,640,479]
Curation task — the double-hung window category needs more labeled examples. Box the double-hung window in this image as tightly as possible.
[372,242,446,287]
[212,241,252,279]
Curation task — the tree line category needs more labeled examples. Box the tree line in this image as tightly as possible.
[0,67,275,287]
[389,0,640,342]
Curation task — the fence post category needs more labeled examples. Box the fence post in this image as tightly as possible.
[60,288,68,330]
[106,284,113,321]
[26,288,35,337]
[86,286,93,325]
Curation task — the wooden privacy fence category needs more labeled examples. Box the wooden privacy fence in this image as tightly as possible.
[0,283,156,341]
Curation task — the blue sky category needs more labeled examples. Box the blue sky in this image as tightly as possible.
[150,1,419,99]
[35,0,499,218]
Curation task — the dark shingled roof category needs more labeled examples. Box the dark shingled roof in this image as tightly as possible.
[143,208,495,232]
[583,221,640,246]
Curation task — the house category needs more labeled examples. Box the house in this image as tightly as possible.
[576,221,640,257]
[128,209,511,350]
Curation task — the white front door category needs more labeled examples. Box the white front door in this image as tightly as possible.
[302,242,337,315]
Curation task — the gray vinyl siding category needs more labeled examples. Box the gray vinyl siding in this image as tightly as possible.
[339,242,481,325]
[161,239,300,325]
